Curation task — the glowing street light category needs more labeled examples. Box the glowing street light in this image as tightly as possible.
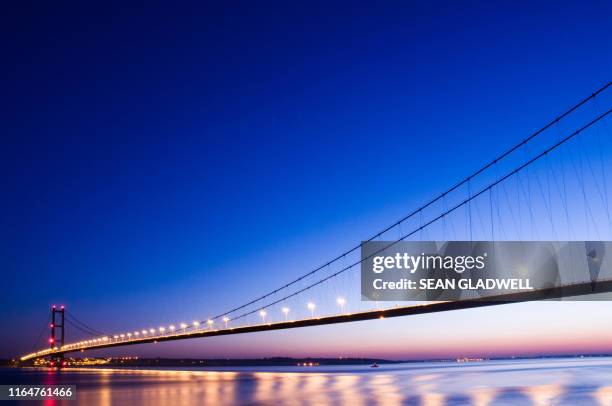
[180,323,188,330]
[223,317,230,328]
[169,325,176,333]
[193,321,200,331]
[141,330,148,336]
[159,327,166,334]
[134,331,140,337]
[207,319,214,329]
[127,333,132,339]
[307,302,316,318]
[259,310,267,323]
[282,307,290,321]
[149,328,156,335]
[337,297,346,313]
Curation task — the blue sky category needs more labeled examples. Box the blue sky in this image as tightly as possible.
[1,1,612,359]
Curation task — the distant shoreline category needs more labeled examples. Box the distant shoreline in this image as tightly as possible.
[7,353,612,368]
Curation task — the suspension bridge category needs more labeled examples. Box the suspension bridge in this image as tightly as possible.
[20,82,612,364]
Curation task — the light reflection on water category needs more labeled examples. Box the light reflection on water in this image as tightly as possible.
[4,357,612,405]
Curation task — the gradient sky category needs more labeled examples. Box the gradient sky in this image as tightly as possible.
[1,1,612,359]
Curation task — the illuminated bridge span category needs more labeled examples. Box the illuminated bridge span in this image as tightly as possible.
[21,82,612,363]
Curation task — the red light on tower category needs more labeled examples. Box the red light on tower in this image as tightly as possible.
[52,305,56,309]
[60,305,64,309]
[48,338,54,344]
[50,324,54,328]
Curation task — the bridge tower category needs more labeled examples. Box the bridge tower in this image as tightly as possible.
[49,305,65,366]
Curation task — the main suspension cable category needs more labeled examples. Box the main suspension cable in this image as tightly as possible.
[212,82,611,321]
[225,106,611,322]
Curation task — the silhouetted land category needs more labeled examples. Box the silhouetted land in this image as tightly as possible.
[100,357,401,367]
[8,353,612,368]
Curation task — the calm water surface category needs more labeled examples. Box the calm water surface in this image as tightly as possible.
[3,357,612,405]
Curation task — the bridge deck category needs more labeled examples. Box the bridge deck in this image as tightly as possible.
[21,279,612,361]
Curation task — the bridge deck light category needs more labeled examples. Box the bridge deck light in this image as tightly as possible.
[337,297,346,313]
[169,325,175,332]
[159,327,165,333]
[282,307,290,321]
[149,328,155,334]
[259,310,267,323]
[180,323,188,329]
[141,330,148,335]
[307,302,316,317]
[222,317,229,328]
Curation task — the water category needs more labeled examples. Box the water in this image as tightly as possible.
[3,357,612,405]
